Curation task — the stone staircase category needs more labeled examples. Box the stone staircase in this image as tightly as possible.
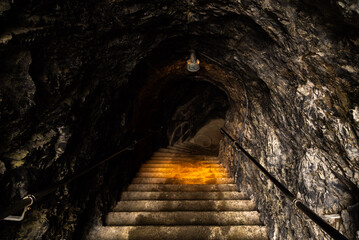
[89,144,268,240]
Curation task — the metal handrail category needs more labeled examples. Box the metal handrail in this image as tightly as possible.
[220,128,348,240]
[0,130,159,221]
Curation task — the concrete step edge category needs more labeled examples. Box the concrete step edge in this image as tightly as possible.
[126,184,238,192]
[136,173,230,178]
[132,178,234,184]
[88,225,268,240]
[113,200,256,211]
[105,211,262,226]
[120,191,248,200]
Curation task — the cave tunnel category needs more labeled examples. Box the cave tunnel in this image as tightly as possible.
[0,0,359,239]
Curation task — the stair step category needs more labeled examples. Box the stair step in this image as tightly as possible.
[146,160,218,164]
[148,157,219,164]
[151,153,215,157]
[127,184,238,192]
[90,225,268,240]
[149,157,218,160]
[120,191,248,200]
[114,200,255,211]
[132,177,234,184]
[163,145,215,151]
[157,148,192,153]
[141,163,222,168]
[138,167,227,173]
[136,172,229,178]
[150,155,218,159]
[165,148,212,154]
[105,211,261,226]
[87,149,268,240]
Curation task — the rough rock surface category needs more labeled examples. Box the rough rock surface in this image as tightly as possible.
[0,0,358,239]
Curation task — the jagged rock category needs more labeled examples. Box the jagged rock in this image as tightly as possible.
[0,0,358,239]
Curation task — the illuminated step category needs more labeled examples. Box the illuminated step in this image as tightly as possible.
[113,200,255,211]
[131,177,234,184]
[141,163,222,168]
[126,184,238,192]
[151,153,216,158]
[89,225,268,240]
[146,160,218,164]
[136,172,229,178]
[105,211,261,225]
[87,147,268,240]
[138,167,227,173]
[151,154,218,159]
[120,191,247,200]
[149,156,218,159]
[149,156,218,160]
[157,148,214,156]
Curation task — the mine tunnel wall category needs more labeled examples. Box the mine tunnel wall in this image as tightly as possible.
[219,84,358,239]
[1,0,359,239]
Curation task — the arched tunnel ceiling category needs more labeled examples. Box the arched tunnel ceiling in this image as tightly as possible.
[0,1,358,240]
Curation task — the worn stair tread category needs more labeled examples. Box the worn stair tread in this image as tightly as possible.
[113,200,256,211]
[148,157,218,161]
[151,153,216,158]
[149,156,217,159]
[127,184,238,192]
[106,211,261,226]
[87,148,268,240]
[146,161,219,165]
[141,163,222,168]
[136,172,230,178]
[120,191,248,200]
[138,167,227,173]
[163,149,215,155]
[150,155,218,159]
[89,225,268,240]
[132,177,234,184]
[147,159,218,162]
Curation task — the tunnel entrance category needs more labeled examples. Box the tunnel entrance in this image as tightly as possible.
[126,41,230,151]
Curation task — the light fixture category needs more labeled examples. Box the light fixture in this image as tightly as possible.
[187,50,200,72]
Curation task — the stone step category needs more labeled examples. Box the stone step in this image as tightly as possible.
[126,184,238,192]
[132,177,234,184]
[152,153,195,157]
[165,147,213,155]
[157,147,197,152]
[105,211,261,226]
[87,150,268,240]
[149,156,218,160]
[136,172,229,178]
[141,163,222,168]
[150,155,218,160]
[148,158,218,163]
[158,147,192,153]
[168,144,214,151]
[151,153,215,158]
[113,200,256,211]
[120,191,248,200]
[89,226,268,240]
[138,167,227,173]
[146,160,218,164]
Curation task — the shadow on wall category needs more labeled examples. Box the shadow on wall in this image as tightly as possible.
[189,119,224,150]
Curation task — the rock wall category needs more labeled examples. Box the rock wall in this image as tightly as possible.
[217,1,359,236]
[0,0,358,239]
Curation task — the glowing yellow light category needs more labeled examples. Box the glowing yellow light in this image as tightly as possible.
[148,159,227,184]
[187,50,200,72]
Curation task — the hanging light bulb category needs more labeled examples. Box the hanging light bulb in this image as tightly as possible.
[187,50,200,72]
